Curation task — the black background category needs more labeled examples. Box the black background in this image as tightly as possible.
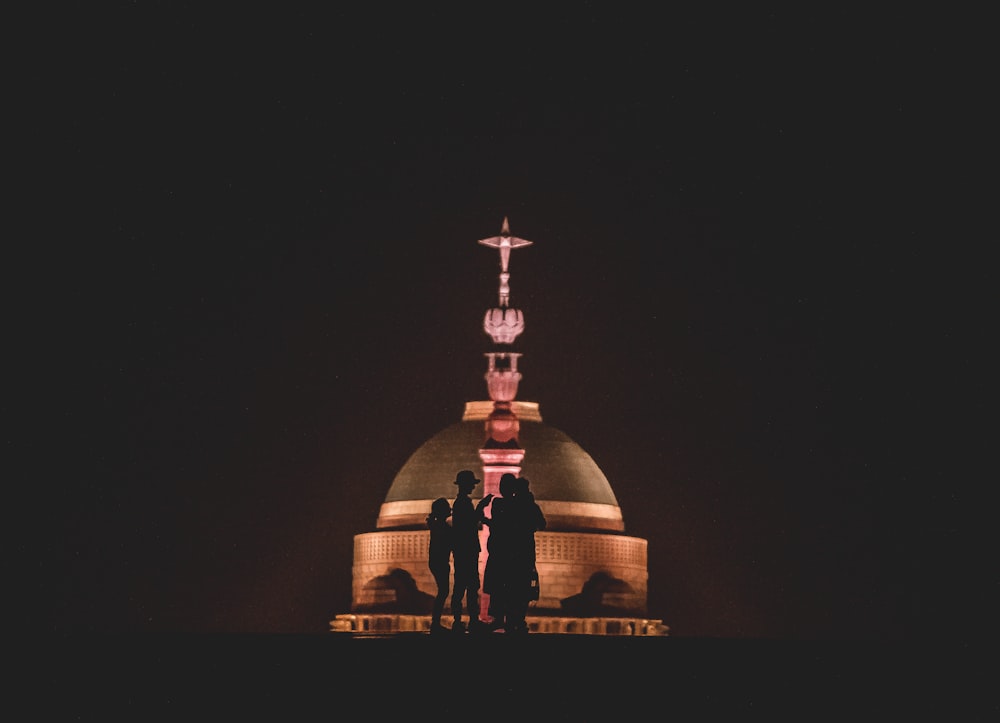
[21,5,985,646]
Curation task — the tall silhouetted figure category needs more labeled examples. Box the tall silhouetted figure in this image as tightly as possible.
[450,470,486,633]
[507,476,546,634]
[426,497,453,634]
[480,472,518,631]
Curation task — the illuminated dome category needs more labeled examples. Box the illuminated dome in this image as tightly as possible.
[376,401,624,533]
[331,217,667,635]
[346,398,653,627]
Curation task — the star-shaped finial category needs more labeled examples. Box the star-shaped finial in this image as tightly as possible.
[477,217,533,273]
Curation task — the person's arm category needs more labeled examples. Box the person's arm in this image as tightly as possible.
[475,493,493,517]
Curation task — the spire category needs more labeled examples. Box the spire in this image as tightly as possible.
[476,217,534,621]
[477,215,531,456]
[477,215,532,413]
[477,216,534,309]
[480,217,532,344]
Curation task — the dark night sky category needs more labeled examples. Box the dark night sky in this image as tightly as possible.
[28,6,982,642]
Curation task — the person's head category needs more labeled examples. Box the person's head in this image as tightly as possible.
[431,497,451,519]
[499,472,517,497]
[454,469,479,493]
[516,476,531,497]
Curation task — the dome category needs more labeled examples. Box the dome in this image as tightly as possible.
[376,402,624,533]
[332,218,668,635]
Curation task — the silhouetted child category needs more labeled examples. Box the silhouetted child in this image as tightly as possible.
[426,497,453,634]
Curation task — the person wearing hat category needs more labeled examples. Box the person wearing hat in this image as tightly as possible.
[449,469,486,633]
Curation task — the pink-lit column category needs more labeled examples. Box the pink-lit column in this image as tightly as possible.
[475,218,533,623]
[477,355,526,622]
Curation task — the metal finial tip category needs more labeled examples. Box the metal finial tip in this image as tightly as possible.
[477,218,534,250]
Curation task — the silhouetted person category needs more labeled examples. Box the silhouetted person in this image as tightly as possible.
[480,472,518,631]
[506,476,546,634]
[450,469,487,633]
[426,497,453,634]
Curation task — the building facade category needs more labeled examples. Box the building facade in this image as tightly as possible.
[330,219,668,635]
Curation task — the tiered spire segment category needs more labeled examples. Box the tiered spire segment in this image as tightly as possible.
[476,218,533,619]
[478,216,533,344]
